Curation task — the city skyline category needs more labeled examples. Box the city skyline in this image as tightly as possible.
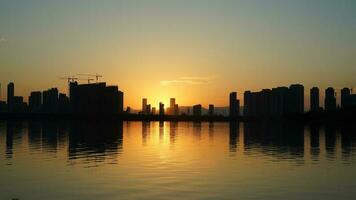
[1,80,355,116]
[1,0,356,108]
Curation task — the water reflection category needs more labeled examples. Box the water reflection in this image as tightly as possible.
[68,121,123,166]
[3,120,123,167]
[2,120,356,166]
[243,122,304,163]
[229,121,240,152]
[1,120,356,200]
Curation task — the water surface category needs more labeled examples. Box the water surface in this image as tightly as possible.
[0,120,355,200]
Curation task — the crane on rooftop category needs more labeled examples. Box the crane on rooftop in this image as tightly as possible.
[59,76,79,95]
[77,73,103,83]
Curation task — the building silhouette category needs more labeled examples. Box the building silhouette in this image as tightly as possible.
[58,93,70,113]
[243,84,304,117]
[229,92,239,117]
[193,104,202,116]
[43,88,59,113]
[168,98,178,115]
[341,87,351,108]
[142,98,147,114]
[243,91,251,116]
[7,82,27,113]
[29,91,42,113]
[159,102,164,116]
[270,87,289,116]
[288,84,304,114]
[146,104,151,114]
[7,82,14,111]
[310,87,319,112]
[325,87,336,111]
[209,104,214,116]
[70,82,124,114]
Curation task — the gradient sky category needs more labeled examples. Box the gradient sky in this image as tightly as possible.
[0,0,355,109]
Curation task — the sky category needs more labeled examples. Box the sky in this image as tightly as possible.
[0,0,355,109]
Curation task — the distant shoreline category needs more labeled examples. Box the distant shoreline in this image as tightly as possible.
[0,108,355,124]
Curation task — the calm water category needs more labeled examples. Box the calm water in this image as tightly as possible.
[1,120,356,200]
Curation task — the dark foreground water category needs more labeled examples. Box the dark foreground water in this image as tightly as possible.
[0,120,356,200]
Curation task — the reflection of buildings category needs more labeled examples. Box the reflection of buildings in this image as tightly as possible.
[324,124,337,158]
[243,122,305,159]
[169,122,178,144]
[5,121,25,160]
[68,121,123,165]
[24,121,124,166]
[229,121,239,152]
[209,122,214,139]
[309,125,320,160]
[193,122,202,139]
[142,121,150,145]
[159,121,164,141]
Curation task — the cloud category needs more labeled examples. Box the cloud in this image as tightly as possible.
[0,37,8,43]
[160,75,218,86]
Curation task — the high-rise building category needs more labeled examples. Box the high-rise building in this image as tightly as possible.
[341,87,351,108]
[7,82,27,113]
[70,82,124,114]
[260,89,271,116]
[244,91,251,116]
[288,84,304,114]
[152,107,156,115]
[270,87,289,116]
[209,104,214,116]
[310,87,319,112]
[142,98,147,114]
[325,87,336,111]
[58,93,70,113]
[159,102,164,116]
[7,82,14,110]
[0,100,6,112]
[43,88,59,113]
[193,104,202,116]
[29,91,42,112]
[169,98,176,115]
[174,104,179,115]
[229,92,238,117]
[146,104,151,114]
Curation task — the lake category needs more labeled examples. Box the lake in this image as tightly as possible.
[0,120,355,200]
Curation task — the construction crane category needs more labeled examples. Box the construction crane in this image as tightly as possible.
[59,76,78,84]
[77,73,103,83]
[59,76,79,95]
[78,78,95,84]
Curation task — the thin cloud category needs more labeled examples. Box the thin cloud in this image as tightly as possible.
[160,75,218,86]
[180,75,219,80]
[0,37,8,43]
